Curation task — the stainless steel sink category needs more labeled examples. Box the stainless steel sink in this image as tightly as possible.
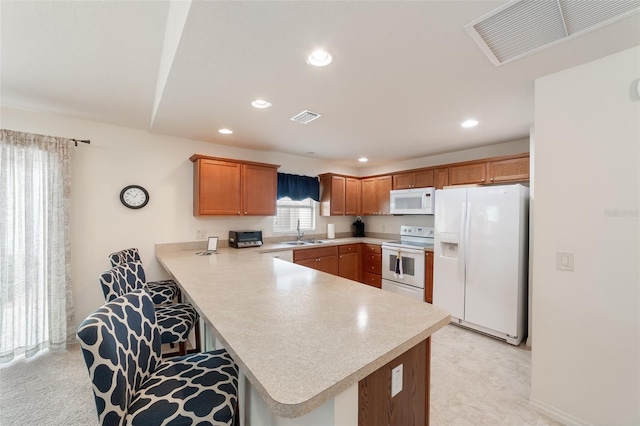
[282,240,328,245]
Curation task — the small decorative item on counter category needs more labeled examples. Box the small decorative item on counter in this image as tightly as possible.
[353,217,365,237]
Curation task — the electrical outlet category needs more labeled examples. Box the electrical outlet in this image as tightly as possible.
[391,364,403,397]
[196,230,207,240]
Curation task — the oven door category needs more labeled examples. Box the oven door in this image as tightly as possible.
[381,246,426,289]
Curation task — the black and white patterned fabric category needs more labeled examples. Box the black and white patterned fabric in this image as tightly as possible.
[99,262,198,345]
[77,290,238,426]
[108,247,181,304]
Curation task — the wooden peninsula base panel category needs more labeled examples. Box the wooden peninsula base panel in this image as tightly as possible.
[359,338,430,426]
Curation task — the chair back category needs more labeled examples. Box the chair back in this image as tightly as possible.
[108,248,141,267]
[77,289,162,426]
[99,262,147,302]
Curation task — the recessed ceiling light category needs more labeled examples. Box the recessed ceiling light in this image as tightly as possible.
[251,99,272,109]
[306,49,333,67]
[358,157,368,163]
[218,128,233,135]
[461,119,479,128]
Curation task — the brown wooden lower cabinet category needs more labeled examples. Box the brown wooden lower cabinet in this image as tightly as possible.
[339,244,361,281]
[293,246,339,275]
[362,244,382,288]
[425,251,434,304]
[359,338,430,426]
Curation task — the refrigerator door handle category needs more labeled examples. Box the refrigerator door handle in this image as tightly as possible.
[459,201,467,286]
[464,200,471,289]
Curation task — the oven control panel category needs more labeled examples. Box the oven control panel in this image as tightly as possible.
[400,226,434,238]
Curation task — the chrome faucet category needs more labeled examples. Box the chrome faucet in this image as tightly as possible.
[296,219,304,241]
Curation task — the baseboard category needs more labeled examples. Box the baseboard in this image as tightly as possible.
[528,397,592,426]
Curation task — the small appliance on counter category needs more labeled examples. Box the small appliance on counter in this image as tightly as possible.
[352,217,365,237]
[228,230,263,248]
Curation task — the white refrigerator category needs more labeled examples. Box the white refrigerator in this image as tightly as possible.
[433,184,529,346]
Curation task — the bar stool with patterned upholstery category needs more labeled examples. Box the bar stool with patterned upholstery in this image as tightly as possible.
[108,247,181,304]
[99,262,201,357]
[77,289,239,425]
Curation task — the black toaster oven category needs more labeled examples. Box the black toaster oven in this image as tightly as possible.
[228,230,263,248]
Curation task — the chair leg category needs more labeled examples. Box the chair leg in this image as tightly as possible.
[233,397,240,426]
[188,319,202,354]
[179,341,187,356]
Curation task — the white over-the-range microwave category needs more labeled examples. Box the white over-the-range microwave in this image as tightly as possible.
[389,187,435,215]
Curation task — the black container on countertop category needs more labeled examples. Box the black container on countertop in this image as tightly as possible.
[353,217,365,237]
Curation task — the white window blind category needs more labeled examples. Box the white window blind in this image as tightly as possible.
[274,197,316,233]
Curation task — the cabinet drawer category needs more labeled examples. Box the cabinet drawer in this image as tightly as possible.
[365,253,382,263]
[365,244,381,254]
[365,261,381,274]
[339,244,359,254]
[294,246,338,261]
[362,273,381,288]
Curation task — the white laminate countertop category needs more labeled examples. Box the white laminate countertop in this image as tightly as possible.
[156,245,449,418]
[259,236,434,252]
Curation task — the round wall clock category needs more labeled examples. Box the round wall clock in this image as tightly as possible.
[119,185,149,209]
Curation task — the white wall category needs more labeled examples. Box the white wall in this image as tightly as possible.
[530,47,639,425]
[1,105,530,331]
[1,106,360,325]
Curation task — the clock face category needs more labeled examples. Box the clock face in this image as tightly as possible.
[120,185,149,209]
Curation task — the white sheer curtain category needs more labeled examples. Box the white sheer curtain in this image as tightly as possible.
[0,129,75,363]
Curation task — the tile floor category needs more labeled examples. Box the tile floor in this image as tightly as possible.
[430,324,562,425]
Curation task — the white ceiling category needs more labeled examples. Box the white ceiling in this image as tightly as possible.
[2,1,639,168]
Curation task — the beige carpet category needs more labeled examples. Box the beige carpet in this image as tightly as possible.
[0,343,96,425]
[0,325,561,426]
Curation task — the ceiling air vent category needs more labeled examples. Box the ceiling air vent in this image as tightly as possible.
[465,0,640,66]
[290,110,321,124]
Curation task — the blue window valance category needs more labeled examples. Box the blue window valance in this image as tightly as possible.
[277,173,320,202]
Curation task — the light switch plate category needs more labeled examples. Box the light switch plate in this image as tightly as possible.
[556,252,574,271]
[391,364,403,397]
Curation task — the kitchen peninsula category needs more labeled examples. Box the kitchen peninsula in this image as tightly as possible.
[156,243,450,425]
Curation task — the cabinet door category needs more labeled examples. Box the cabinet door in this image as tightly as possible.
[413,169,434,188]
[376,176,392,215]
[317,255,339,275]
[434,167,449,189]
[449,163,486,185]
[487,156,529,183]
[295,257,318,270]
[425,251,434,304]
[242,164,277,215]
[196,159,241,215]
[345,178,359,216]
[330,175,346,215]
[392,172,414,190]
[361,178,378,215]
[339,251,360,281]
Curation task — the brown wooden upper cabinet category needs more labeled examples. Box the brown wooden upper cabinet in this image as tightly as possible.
[319,173,360,216]
[448,162,487,186]
[190,154,279,216]
[362,176,392,215]
[448,154,529,186]
[486,155,530,183]
[434,167,449,189]
[392,169,434,189]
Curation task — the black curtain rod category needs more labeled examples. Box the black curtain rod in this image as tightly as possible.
[71,138,91,146]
